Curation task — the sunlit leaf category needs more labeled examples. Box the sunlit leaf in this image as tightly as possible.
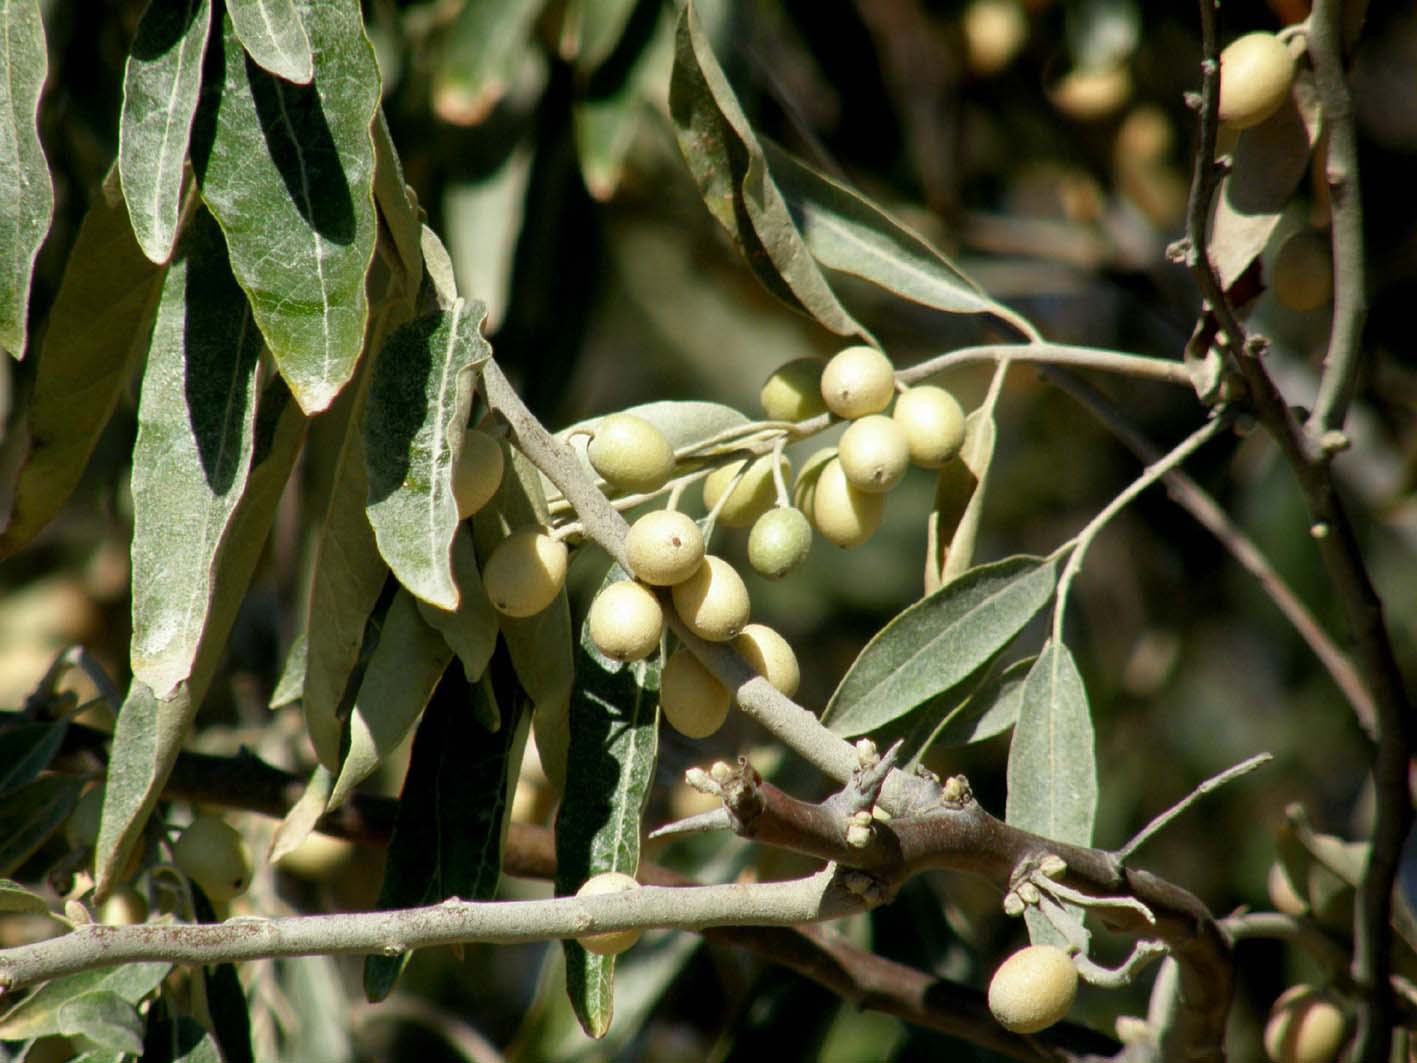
[0,775,79,876]
[0,878,50,914]
[191,3,379,413]
[227,0,313,84]
[0,169,164,558]
[431,0,548,126]
[364,301,491,610]
[823,555,1058,737]
[57,992,144,1057]
[119,0,212,263]
[0,963,169,1042]
[938,408,997,586]
[0,0,52,358]
[267,764,333,864]
[372,109,423,287]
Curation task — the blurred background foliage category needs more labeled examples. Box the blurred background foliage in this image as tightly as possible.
[5,0,1416,1059]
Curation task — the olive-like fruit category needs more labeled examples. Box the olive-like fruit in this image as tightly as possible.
[734,623,800,698]
[812,458,885,548]
[820,346,896,420]
[587,413,676,493]
[624,510,705,586]
[1219,32,1295,130]
[588,580,664,662]
[575,871,642,956]
[838,414,909,493]
[483,529,568,617]
[962,0,1029,77]
[893,386,966,468]
[791,447,838,524]
[660,648,731,738]
[1049,65,1132,121]
[1270,230,1333,312]
[671,556,750,642]
[452,429,505,519]
[1263,985,1347,1063]
[760,357,829,422]
[98,886,149,926]
[747,506,813,579]
[702,455,791,528]
[987,944,1079,1034]
[173,815,254,903]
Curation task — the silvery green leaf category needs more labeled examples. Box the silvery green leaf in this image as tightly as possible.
[227,0,313,83]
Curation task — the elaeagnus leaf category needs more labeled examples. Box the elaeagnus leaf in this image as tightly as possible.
[417,525,498,693]
[119,0,212,264]
[431,0,548,126]
[226,0,313,84]
[0,963,170,1043]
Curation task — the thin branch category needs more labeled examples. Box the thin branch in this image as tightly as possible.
[1115,753,1273,863]
[898,342,1192,389]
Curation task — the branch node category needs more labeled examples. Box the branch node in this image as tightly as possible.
[939,775,972,809]
[1165,238,1191,264]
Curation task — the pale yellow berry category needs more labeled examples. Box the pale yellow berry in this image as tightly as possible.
[671,556,750,642]
[791,447,838,524]
[962,0,1028,77]
[734,623,800,698]
[837,414,909,493]
[587,413,675,493]
[747,506,812,579]
[893,386,966,468]
[276,833,354,879]
[588,580,664,662]
[1263,985,1347,1063]
[575,871,642,956]
[812,458,885,548]
[1050,65,1132,121]
[820,346,896,420]
[702,455,791,528]
[1270,231,1333,312]
[661,648,731,738]
[624,510,705,586]
[98,886,148,926]
[483,529,568,617]
[760,358,829,422]
[453,429,505,519]
[1219,32,1295,130]
[173,815,253,903]
[987,945,1079,1034]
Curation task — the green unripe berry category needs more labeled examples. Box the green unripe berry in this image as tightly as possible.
[820,345,895,420]
[1270,231,1333,312]
[661,648,731,738]
[484,529,568,617]
[453,429,505,519]
[588,413,676,493]
[837,414,909,493]
[173,815,253,903]
[1219,32,1295,130]
[1263,985,1347,1063]
[893,386,966,468]
[624,510,705,586]
[812,458,885,548]
[759,357,828,422]
[702,454,791,528]
[987,945,1078,1034]
[588,580,664,662]
[98,886,149,926]
[734,623,800,698]
[575,871,643,956]
[792,447,838,524]
[747,506,813,579]
[671,556,750,642]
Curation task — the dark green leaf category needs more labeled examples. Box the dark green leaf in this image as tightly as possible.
[119,0,212,263]
[823,555,1058,737]
[0,0,52,358]
[431,0,548,125]
[0,775,80,876]
[192,4,379,413]
[0,962,169,1041]
[0,719,68,797]
[0,169,164,558]
[417,526,498,692]
[364,302,491,609]
[227,0,313,83]
[142,1015,223,1063]
[203,946,253,1063]
[363,672,524,1001]
[668,2,866,340]
[0,878,50,914]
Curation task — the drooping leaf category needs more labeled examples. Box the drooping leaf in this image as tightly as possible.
[270,631,307,709]
[0,719,68,797]
[872,655,1032,767]
[364,301,491,609]
[0,962,170,1042]
[417,525,499,693]
[0,0,52,358]
[129,208,266,700]
[556,567,661,1038]
[0,775,80,876]
[762,141,993,317]
[935,408,997,587]
[363,672,524,1001]
[141,1015,223,1063]
[267,764,333,864]
[371,109,423,287]
[443,145,530,332]
[226,0,313,84]
[568,0,645,73]
[431,0,548,126]
[0,878,50,914]
[56,992,145,1057]
[0,169,164,558]
[823,556,1058,737]
[668,2,867,340]
[191,3,379,413]
[118,0,213,263]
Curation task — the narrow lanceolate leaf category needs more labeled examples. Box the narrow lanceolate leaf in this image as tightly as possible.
[0,169,163,558]
[873,654,1033,768]
[191,3,379,413]
[364,674,525,1002]
[226,0,313,84]
[556,571,661,1039]
[0,0,52,358]
[130,209,265,699]
[0,775,80,876]
[823,555,1058,738]
[0,963,170,1043]
[119,0,212,264]
[57,991,145,1057]
[371,109,423,287]
[0,719,68,796]
[431,0,548,125]
[328,589,454,809]
[418,525,498,689]
[938,408,997,586]
[669,2,866,341]
[364,301,491,609]
[267,764,333,863]
[763,141,993,317]
[0,878,50,914]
